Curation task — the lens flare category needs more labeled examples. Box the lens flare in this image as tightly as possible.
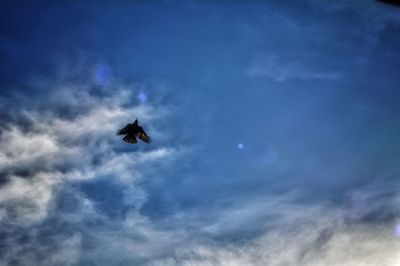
[394,224,400,237]
[138,92,148,103]
[95,64,113,86]
[237,143,244,149]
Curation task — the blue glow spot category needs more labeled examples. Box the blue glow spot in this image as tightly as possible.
[237,143,244,149]
[95,64,113,86]
[395,224,400,237]
[138,92,148,103]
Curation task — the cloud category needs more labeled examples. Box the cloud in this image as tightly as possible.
[149,224,400,266]
[4,186,398,266]
[243,1,400,84]
[0,232,82,266]
[0,63,181,249]
[1,67,398,265]
[247,54,340,82]
[1,2,400,265]
[146,193,400,266]
[0,51,198,264]
[0,172,59,224]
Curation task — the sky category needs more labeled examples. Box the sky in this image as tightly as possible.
[1,0,400,265]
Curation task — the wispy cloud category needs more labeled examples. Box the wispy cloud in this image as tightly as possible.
[0,57,188,264]
[1,60,398,265]
[0,85,171,224]
[146,191,400,266]
[247,54,340,82]
[1,1,400,265]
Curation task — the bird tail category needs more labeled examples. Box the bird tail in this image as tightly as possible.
[123,135,137,144]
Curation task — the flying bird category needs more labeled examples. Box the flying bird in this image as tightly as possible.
[116,119,151,144]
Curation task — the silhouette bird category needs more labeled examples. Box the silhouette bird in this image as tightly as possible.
[116,119,151,144]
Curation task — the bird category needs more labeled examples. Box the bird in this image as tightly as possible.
[116,119,151,144]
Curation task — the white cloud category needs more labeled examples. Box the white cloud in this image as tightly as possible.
[147,196,400,266]
[0,127,60,171]
[0,232,82,266]
[1,43,398,265]
[0,74,190,265]
[0,172,60,224]
[0,82,177,226]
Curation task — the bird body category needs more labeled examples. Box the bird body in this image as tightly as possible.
[117,119,151,144]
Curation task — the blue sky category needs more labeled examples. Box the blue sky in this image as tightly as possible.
[1,1,400,265]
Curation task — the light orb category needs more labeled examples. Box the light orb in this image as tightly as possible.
[138,92,148,103]
[394,224,400,237]
[95,64,113,86]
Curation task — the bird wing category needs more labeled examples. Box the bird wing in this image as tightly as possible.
[138,128,151,143]
[116,123,132,135]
